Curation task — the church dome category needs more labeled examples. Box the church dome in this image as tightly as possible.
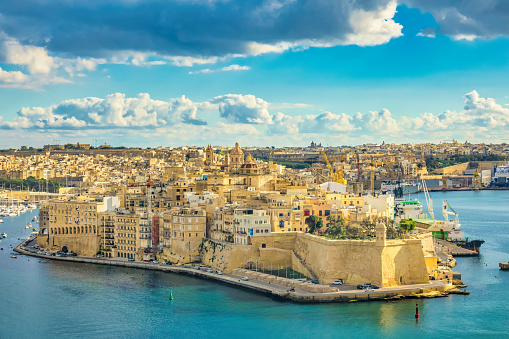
[231,142,244,155]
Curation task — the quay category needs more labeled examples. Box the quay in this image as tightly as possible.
[436,239,478,257]
[15,236,458,304]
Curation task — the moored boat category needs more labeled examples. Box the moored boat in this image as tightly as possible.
[500,262,509,270]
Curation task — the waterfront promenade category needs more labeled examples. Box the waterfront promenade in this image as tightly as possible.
[15,236,454,303]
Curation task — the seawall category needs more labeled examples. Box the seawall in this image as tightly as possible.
[15,236,455,304]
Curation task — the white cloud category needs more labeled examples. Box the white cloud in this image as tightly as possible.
[212,94,273,124]
[189,64,250,74]
[2,90,508,146]
[353,109,399,132]
[221,64,250,72]
[0,67,28,84]
[1,38,54,74]
[417,27,436,38]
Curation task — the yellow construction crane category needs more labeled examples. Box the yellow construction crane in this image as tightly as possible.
[473,164,481,190]
[321,151,347,185]
[442,176,448,190]
[370,160,394,197]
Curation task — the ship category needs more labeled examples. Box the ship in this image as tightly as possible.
[491,164,509,187]
[427,199,484,253]
[381,181,421,197]
[420,181,484,254]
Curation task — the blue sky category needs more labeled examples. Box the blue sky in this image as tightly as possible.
[0,1,508,148]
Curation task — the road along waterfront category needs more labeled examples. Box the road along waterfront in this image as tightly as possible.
[14,235,454,303]
[1,190,509,338]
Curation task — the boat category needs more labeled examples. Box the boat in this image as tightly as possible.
[0,232,6,239]
[491,165,509,187]
[25,223,32,229]
[500,262,509,270]
[0,218,4,223]
[11,255,17,259]
[417,181,484,253]
[382,181,421,197]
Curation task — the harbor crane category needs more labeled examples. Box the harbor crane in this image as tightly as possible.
[421,180,434,219]
[442,199,459,224]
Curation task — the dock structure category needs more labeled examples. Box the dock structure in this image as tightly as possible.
[436,239,478,256]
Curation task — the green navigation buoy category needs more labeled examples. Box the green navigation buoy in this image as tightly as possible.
[169,289,173,300]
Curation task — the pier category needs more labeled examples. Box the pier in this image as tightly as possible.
[436,239,478,257]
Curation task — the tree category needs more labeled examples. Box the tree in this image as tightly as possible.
[361,219,377,238]
[399,219,416,231]
[305,215,323,234]
[324,215,347,239]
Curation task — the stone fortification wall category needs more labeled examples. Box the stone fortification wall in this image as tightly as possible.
[199,232,429,287]
[294,234,383,285]
[200,239,260,273]
[380,240,430,286]
[38,234,101,257]
[162,239,202,264]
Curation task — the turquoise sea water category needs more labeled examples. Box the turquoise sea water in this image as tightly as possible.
[1,191,509,338]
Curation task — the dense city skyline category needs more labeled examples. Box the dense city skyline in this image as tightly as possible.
[1,1,509,147]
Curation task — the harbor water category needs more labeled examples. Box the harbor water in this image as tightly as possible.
[1,190,509,338]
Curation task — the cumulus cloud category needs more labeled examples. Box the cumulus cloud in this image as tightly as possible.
[0,67,28,84]
[212,94,273,124]
[0,0,403,64]
[1,91,508,146]
[353,109,399,132]
[405,0,509,40]
[402,90,509,132]
[0,38,54,74]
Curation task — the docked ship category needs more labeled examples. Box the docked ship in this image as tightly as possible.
[491,165,509,187]
[381,181,421,197]
[428,202,484,253]
[418,181,484,253]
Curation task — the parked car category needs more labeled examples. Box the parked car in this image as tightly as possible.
[331,280,343,286]
[357,284,365,290]
[184,264,190,268]
[370,285,380,289]
[311,279,319,284]
[206,269,214,273]
[216,271,223,275]
[152,260,159,264]
[241,276,249,281]
[128,258,135,262]
[194,266,201,270]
